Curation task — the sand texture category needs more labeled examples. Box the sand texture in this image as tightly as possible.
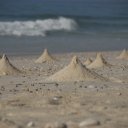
[0,51,128,128]
[46,56,107,82]
[84,58,92,66]
[116,49,128,60]
[35,49,56,63]
[0,54,22,76]
[87,53,112,69]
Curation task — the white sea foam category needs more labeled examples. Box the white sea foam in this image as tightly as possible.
[0,17,77,36]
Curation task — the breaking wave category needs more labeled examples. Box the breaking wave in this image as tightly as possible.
[0,17,77,36]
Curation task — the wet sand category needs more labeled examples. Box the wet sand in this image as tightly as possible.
[0,51,128,128]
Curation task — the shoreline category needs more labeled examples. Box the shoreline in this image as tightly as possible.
[0,35,128,56]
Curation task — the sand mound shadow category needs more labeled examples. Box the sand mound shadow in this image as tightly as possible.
[84,58,92,66]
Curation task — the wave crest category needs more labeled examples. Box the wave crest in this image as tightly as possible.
[0,17,77,36]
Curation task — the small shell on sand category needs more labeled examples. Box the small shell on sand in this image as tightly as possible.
[48,96,61,105]
[44,122,67,128]
[79,119,100,127]
[27,121,35,127]
[66,121,79,128]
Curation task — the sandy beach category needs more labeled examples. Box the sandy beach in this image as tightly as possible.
[0,50,128,128]
[0,0,128,127]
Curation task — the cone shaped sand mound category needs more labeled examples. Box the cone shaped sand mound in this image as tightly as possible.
[46,56,108,82]
[116,49,128,60]
[87,53,112,69]
[84,58,92,66]
[0,54,21,75]
[35,49,56,63]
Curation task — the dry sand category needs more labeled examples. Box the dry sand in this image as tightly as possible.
[116,49,128,60]
[0,51,128,128]
[84,58,92,66]
[87,53,112,69]
[46,56,108,82]
[0,54,21,76]
[35,49,56,63]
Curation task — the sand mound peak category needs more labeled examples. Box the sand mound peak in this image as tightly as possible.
[35,49,56,63]
[0,54,21,75]
[2,54,8,60]
[116,49,128,59]
[87,53,111,69]
[70,56,81,66]
[84,58,92,66]
[46,56,107,82]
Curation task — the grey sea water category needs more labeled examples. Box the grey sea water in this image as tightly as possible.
[0,0,128,54]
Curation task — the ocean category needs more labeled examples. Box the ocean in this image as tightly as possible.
[0,0,128,54]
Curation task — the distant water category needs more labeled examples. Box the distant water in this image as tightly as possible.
[0,0,128,54]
